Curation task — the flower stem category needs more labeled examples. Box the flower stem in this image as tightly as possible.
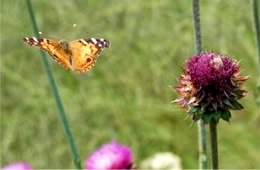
[252,0,260,68]
[209,120,218,169]
[192,0,203,54]
[252,0,260,105]
[192,0,208,169]
[198,120,208,169]
[25,0,81,169]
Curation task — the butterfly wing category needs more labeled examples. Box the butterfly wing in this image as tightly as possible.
[23,37,73,70]
[69,38,110,73]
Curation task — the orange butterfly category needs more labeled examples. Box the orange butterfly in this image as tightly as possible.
[23,37,110,73]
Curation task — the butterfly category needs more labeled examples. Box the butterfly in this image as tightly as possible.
[23,37,110,73]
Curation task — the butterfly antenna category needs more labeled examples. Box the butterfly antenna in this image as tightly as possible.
[38,31,62,40]
[68,23,77,37]
[39,24,77,40]
[57,24,77,40]
[62,23,78,41]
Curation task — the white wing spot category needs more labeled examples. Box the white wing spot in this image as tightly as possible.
[24,37,29,41]
[32,37,38,44]
[91,38,97,44]
[98,44,102,47]
[100,38,104,41]
[80,39,87,45]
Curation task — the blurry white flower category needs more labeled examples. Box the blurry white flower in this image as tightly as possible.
[140,152,182,170]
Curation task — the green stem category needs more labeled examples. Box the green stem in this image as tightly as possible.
[252,0,260,68]
[252,0,260,106]
[209,120,218,169]
[25,0,81,169]
[192,0,208,169]
[192,0,203,54]
[198,120,208,169]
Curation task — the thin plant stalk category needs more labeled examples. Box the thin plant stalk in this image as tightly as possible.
[198,120,208,169]
[209,120,218,169]
[25,0,81,169]
[252,0,260,67]
[192,0,208,169]
[252,0,260,105]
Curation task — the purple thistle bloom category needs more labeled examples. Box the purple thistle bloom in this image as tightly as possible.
[2,162,32,170]
[173,52,248,123]
[187,53,239,90]
[85,141,133,170]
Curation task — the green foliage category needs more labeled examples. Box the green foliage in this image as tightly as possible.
[202,112,220,123]
[220,110,231,122]
[1,0,260,169]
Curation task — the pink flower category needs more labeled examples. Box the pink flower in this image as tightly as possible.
[187,53,239,91]
[2,162,32,170]
[173,52,248,123]
[85,141,133,170]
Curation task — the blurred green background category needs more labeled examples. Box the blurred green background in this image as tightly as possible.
[1,0,260,169]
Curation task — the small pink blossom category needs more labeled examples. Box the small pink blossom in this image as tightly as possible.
[2,162,32,170]
[85,141,133,170]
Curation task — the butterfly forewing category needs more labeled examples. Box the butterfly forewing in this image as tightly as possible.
[69,38,110,72]
[23,37,110,73]
[23,37,73,70]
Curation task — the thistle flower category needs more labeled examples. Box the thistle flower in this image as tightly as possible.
[2,162,32,170]
[174,52,248,123]
[85,141,134,170]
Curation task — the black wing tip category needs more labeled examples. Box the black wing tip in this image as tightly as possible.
[22,37,42,46]
[104,39,110,48]
[23,37,29,42]
[86,38,111,48]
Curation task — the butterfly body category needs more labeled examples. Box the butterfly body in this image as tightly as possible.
[59,39,71,55]
[23,37,110,73]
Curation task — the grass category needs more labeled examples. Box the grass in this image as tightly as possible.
[1,0,260,169]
